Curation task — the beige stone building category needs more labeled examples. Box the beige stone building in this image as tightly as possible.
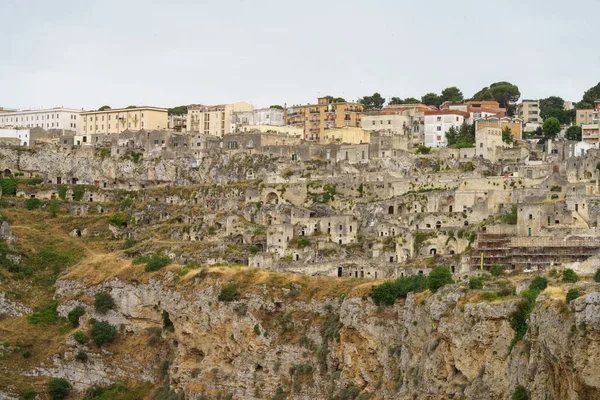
[475,126,507,163]
[320,126,370,145]
[81,106,168,141]
[576,102,600,143]
[517,100,542,128]
[187,102,254,137]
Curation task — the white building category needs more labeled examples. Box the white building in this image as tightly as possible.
[0,129,30,146]
[231,108,284,132]
[424,111,468,147]
[0,108,81,134]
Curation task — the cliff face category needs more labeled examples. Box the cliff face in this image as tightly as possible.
[44,271,600,400]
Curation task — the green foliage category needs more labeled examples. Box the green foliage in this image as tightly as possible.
[543,117,561,137]
[19,387,38,400]
[446,123,475,148]
[75,351,88,362]
[469,277,484,290]
[0,177,17,196]
[540,96,575,125]
[150,385,184,400]
[529,277,548,292]
[320,314,342,342]
[24,198,42,210]
[293,236,311,249]
[253,324,261,336]
[323,96,346,103]
[121,238,137,249]
[98,105,111,111]
[167,105,187,115]
[580,82,600,107]
[28,301,59,325]
[415,145,431,154]
[57,184,68,200]
[308,183,337,203]
[218,283,239,302]
[594,268,600,283]
[403,97,420,104]
[269,104,284,110]
[471,82,521,113]
[510,289,541,349]
[96,148,111,159]
[512,385,529,400]
[427,266,453,292]
[72,185,85,201]
[359,92,385,110]
[441,86,464,104]
[83,383,152,400]
[108,212,128,228]
[388,97,404,105]
[125,105,137,109]
[26,246,81,275]
[162,311,174,332]
[27,176,43,185]
[502,206,518,225]
[47,378,70,400]
[68,306,85,327]
[139,254,172,272]
[370,274,427,306]
[249,245,260,254]
[421,92,442,107]
[490,264,505,277]
[73,331,88,345]
[565,126,582,141]
[562,269,578,283]
[48,199,61,217]
[566,288,582,303]
[94,292,115,314]
[90,320,118,347]
[502,126,514,144]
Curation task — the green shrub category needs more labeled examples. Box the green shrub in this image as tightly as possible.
[416,145,431,154]
[24,198,42,210]
[162,311,174,332]
[47,378,70,400]
[490,264,505,276]
[68,306,85,327]
[57,185,68,200]
[427,266,453,292]
[72,185,85,201]
[512,384,529,400]
[469,277,484,290]
[27,176,43,186]
[73,331,88,345]
[108,212,128,228]
[28,301,59,325]
[370,274,427,306]
[529,276,548,292]
[501,206,518,225]
[253,324,261,336]
[566,288,581,303]
[144,255,171,272]
[19,387,38,400]
[594,268,600,283]
[0,177,17,196]
[249,245,260,254]
[510,289,540,349]
[48,199,61,217]
[122,238,137,249]
[218,283,239,302]
[94,292,115,314]
[75,351,88,362]
[563,269,578,283]
[90,320,117,347]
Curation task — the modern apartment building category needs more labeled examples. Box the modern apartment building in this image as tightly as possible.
[0,107,81,133]
[187,102,254,137]
[231,107,284,132]
[424,110,469,147]
[517,100,542,125]
[577,101,600,143]
[81,106,168,140]
[285,97,363,141]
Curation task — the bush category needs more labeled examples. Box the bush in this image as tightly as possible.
[371,274,427,306]
[57,184,68,200]
[512,384,529,400]
[108,212,128,228]
[162,311,174,332]
[144,255,171,272]
[566,288,581,303]
[72,185,85,201]
[469,277,483,290]
[563,269,578,283]
[28,301,59,325]
[122,238,137,249]
[490,264,505,277]
[73,331,88,345]
[501,206,518,225]
[90,320,117,347]
[48,199,61,217]
[427,266,453,292]
[594,268,600,283]
[47,378,70,400]
[24,198,42,210]
[529,277,548,292]
[19,387,38,400]
[75,351,88,362]
[0,177,17,196]
[68,306,85,327]
[94,292,115,314]
[416,145,431,154]
[510,289,540,349]
[28,176,43,186]
[218,283,239,302]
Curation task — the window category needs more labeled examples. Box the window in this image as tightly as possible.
[372,121,375,125]
[388,120,391,124]
[436,117,441,122]
[436,126,441,131]
[480,143,483,148]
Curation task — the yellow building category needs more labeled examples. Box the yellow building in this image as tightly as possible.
[81,106,168,139]
[286,97,363,141]
[475,117,523,140]
[320,126,370,145]
[187,102,254,137]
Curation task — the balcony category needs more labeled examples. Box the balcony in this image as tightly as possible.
[309,109,320,114]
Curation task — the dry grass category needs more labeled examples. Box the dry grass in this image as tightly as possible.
[542,286,566,301]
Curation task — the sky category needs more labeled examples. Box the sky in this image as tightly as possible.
[1,0,599,111]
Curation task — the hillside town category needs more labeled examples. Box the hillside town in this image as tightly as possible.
[1,83,600,279]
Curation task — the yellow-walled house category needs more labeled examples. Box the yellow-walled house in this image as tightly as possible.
[81,106,168,141]
[475,117,523,140]
[187,102,254,137]
[320,126,370,145]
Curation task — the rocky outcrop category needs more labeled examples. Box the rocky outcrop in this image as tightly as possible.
[0,291,31,317]
[46,275,600,400]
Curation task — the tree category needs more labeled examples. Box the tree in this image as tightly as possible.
[581,82,600,106]
[324,96,346,103]
[427,266,453,292]
[67,306,85,328]
[502,126,514,144]
[446,123,475,148]
[539,96,564,120]
[543,117,561,137]
[566,288,581,303]
[565,125,582,141]
[512,385,529,400]
[94,292,115,314]
[125,105,137,109]
[490,264,505,276]
[421,93,442,108]
[575,101,593,110]
[167,105,187,115]
[47,378,70,400]
[403,97,420,104]
[562,269,578,283]
[359,93,385,110]
[489,82,521,111]
[98,105,111,111]
[446,126,458,146]
[470,87,493,101]
[389,97,404,105]
[269,105,284,110]
[441,86,464,104]
[90,320,118,347]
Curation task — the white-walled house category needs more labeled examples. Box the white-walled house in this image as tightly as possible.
[0,108,81,134]
[0,129,30,146]
[424,110,469,147]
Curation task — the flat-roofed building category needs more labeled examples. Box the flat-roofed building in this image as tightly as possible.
[81,106,168,141]
[0,107,81,133]
[187,102,254,137]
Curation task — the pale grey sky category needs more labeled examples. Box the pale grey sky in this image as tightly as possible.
[1,0,598,111]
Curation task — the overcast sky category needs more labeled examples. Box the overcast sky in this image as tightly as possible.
[1,0,598,111]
